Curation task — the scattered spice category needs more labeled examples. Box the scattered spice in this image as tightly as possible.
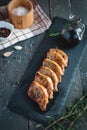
[0,27,11,38]
[1,66,5,71]
[13,56,17,59]
[15,81,20,86]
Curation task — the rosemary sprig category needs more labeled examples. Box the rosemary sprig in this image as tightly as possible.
[44,111,79,130]
[49,32,61,37]
[44,91,87,130]
[68,105,87,130]
[70,92,87,113]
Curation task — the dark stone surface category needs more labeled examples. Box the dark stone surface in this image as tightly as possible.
[0,0,87,130]
[8,17,87,124]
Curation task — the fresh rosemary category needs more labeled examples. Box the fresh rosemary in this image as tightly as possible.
[36,91,87,130]
[49,32,61,37]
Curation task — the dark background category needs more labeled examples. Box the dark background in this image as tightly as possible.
[0,0,87,130]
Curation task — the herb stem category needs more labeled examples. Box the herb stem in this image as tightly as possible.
[44,110,79,130]
[49,32,61,37]
[70,92,87,113]
[68,105,87,130]
[44,92,87,130]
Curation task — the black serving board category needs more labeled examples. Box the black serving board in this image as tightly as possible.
[8,17,87,123]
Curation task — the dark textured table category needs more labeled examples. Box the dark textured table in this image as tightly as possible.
[0,0,87,130]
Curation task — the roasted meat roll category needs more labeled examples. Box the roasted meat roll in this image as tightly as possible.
[47,51,66,73]
[49,48,68,66]
[34,71,53,99]
[43,58,63,82]
[39,66,58,91]
[27,81,49,111]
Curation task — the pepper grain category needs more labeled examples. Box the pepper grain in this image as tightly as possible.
[0,27,11,37]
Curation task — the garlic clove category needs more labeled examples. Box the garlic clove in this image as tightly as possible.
[3,51,14,57]
[13,45,22,50]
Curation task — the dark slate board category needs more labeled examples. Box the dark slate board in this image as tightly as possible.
[8,17,87,124]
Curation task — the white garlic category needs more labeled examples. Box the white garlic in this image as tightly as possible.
[3,51,14,57]
[13,45,22,50]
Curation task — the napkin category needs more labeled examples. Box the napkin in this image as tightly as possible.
[0,0,51,50]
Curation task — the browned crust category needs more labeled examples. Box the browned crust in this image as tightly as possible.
[27,48,68,111]
[49,48,68,66]
[27,81,49,111]
[47,50,66,72]
[34,71,53,99]
[43,58,63,82]
[39,66,58,91]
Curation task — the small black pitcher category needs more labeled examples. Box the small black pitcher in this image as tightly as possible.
[61,14,85,47]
